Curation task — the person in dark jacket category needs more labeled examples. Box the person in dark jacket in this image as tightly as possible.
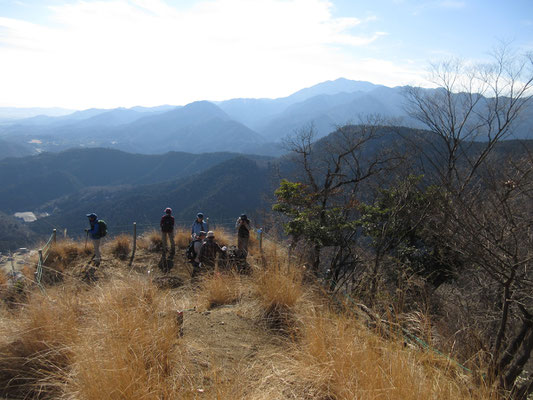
[199,231,225,270]
[191,212,209,239]
[160,207,175,256]
[86,213,102,265]
[235,214,251,258]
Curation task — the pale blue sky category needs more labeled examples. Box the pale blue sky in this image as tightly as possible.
[0,0,531,109]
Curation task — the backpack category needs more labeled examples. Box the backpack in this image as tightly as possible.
[161,215,174,232]
[186,239,200,261]
[98,220,107,238]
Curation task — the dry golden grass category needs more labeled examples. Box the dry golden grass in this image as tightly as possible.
[174,229,191,249]
[139,229,163,252]
[36,239,92,283]
[62,278,194,399]
[284,308,497,400]
[253,264,304,332]
[0,236,498,400]
[108,234,131,260]
[197,270,243,310]
[0,285,84,398]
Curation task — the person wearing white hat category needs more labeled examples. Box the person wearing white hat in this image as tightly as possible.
[199,231,225,270]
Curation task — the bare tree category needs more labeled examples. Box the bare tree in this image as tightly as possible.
[274,117,400,283]
[404,46,533,398]
[404,46,533,193]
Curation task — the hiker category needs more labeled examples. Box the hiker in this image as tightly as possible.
[235,214,251,258]
[191,212,208,239]
[160,207,175,257]
[199,231,225,271]
[190,230,206,279]
[86,213,103,265]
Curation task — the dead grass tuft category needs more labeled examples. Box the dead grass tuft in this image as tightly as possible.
[284,308,497,400]
[174,229,191,249]
[254,264,304,332]
[0,286,84,398]
[197,271,243,310]
[108,234,131,260]
[39,240,92,284]
[140,230,163,252]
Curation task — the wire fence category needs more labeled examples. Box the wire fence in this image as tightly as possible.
[35,229,56,292]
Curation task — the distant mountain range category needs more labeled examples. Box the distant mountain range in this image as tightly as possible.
[1,78,531,160]
[1,125,532,251]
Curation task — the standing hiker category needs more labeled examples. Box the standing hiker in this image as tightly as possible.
[85,213,106,266]
[160,207,175,257]
[191,212,208,239]
[235,214,251,258]
[199,231,225,271]
[190,230,206,279]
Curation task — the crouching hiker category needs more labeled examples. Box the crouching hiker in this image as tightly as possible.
[160,207,175,257]
[189,231,206,279]
[85,213,107,266]
[198,231,225,272]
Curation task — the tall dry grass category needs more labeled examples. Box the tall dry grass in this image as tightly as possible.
[284,307,497,400]
[0,285,84,398]
[0,235,499,400]
[253,264,304,332]
[174,229,191,249]
[197,271,243,310]
[37,239,92,283]
[62,277,194,399]
[107,234,131,260]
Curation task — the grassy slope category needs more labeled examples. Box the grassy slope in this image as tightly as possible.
[0,230,495,399]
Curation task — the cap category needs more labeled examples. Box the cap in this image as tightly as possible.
[198,231,206,237]
[240,214,248,221]
[197,213,204,218]
[165,207,172,214]
[86,213,97,219]
[207,231,214,238]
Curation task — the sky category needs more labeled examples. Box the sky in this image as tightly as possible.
[0,0,532,109]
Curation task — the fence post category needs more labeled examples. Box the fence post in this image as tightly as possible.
[129,222,137,267]
[63,228,67,239]
[52,229,57,244]
[9,251,15,276]
[258,228,263,254]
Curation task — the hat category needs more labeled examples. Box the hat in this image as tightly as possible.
[198,231,206,237]
[165,207,172,214]
[240,214,249,221]
[207,231,215,238]
[86,213,97,219]
[197,213,204,218]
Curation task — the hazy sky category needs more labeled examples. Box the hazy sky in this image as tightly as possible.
[1,0,532,109]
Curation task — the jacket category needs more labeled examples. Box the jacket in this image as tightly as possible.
[236,218,251,238]
[191,220,208,237]
[88,219,100,239]
[199,238,223,265]
[160,214,175,233]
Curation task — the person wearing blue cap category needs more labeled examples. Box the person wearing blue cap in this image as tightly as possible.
[86,213,102,265]
[191,212,209,239]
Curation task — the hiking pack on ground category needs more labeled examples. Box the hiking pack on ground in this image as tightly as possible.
[186,239,201,261]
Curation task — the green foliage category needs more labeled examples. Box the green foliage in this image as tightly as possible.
[273,179,357,248]
[358,176,458,286]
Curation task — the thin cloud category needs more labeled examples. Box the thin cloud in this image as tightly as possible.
[0,0,400,108]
